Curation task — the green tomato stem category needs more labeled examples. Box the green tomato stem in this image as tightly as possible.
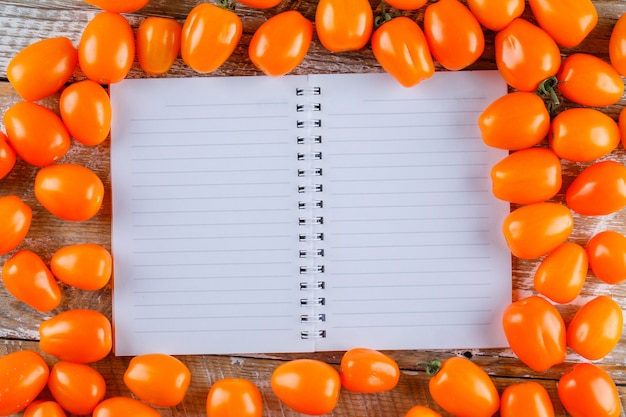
[374,1,395,28]
[536,76,561,115]
[420,359,443,377]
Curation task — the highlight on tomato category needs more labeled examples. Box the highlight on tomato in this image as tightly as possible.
[403,405,442,417]
[558,363,622,417]
[609,12,626,76]
[500,381,554,417]
[565,160,626,216]
[92,397,161,417]
[384,0,427,10]
[7,37,77,102]
[0,350,49,416]
[0,195,32,255]
[339,348,400,393]
[586,230,626,285]
[50,243,112,290]
[82,0,150,12]
[48,361,106,415]
[528,0,597,47]
[23,401,67,417]
[467,0,524,31]
[534,242,587,304]
[236,0,282,8]
[60,80,112,146]
[206,378,263,417]
[0,132,16,180]
[315,0,373,52]
[136,16,182,75]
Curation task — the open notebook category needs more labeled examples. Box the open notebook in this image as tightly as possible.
[110,71,511,356]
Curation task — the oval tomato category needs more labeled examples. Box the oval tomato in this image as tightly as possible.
[467,0,524,31]
[39,309,112,363]
[82,0,150,12]
[586,230,626,285]
[385,0,427,10]
[0,132,16,180]
[534,242,587,304]
[34,163,105,222]
[566,160,626,216]
[2,250,62,312]
[24,401,67,417]
[181,3,242,73]
[315,0,373,52]
[502,202,573,259]
[495,18,561,92]
[271,359,340,415]
[502,296,566,372]
[206,378,263,417]
[0,350,49,416]
[50,243,112,291]
[4,101,71,166]
[371,16,434,87]
[249,11,313,76]
[557,53,624,107]
[79,11,135,84]
[500,382,554,417]
[528,0,597,47]
[60,80,111,146]
[92,397,161,417]
[423,0,484,71]
[609,12,626,76]
[7,37,77,102]
[490,147,561,204]
[339,348,400,393]
[404,406,442,417]
[136,17,182,75]
[558,363,622,417]
[0,195,32,255]
[48,361,106,415]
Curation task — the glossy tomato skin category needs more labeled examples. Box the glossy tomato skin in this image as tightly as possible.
[0,195,32,255]
[339,348,400,393]
[467,0,524,31]
[79,11,135,84]
[24,401,67,417]
[4,101,71,166]
[249,11,313,76]
[206,378,263,417]
[566,160,626,216]
[39,309,112,363]
[35,163,105,222]
[7,37,77,102]
[557,53,624,107]
[237,0,282,8]
[83,0,150,12]
[315,0,373,52]
[92,397,161,417]
[404,406,442,417]
[528,0,597,47]
[48,361,106,415]
[609,13,626,76]
[60,80,111,146]
[50,243,112,290]
[500,381,554,417]
[534,242,587,304]
[181,3,242,73]
[502,296,567,372]
[423,0,484,71]
[136,17,182,75]
[558,363,622,417]
[495,18,561,92]
[0,350,49,416]
[586,230,626,285]
[371,17,434,87]
[385,0,427,10]
[0,132,16,180]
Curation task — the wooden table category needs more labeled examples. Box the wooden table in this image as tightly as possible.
[0,1,625,416]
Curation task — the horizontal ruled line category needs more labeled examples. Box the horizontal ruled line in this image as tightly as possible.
[331,216,489,222]
[130,221,292,231]
[134,300,293,307]
[131,182,291,188]
[133,287,292,294]
[332,229,489,236]
[130,233,292,239]
[329,176,486,183]
[329,190,489,196]
[334,309,492,315]
[331,243,489,249]
[326,110,482,117]
[131,168,291,175]
[363,96,487,102]
[329,150,486,156]
[333,296,491,302]
[331,256,491,262]
[134,327,293,334]
[130,155,290,161]
[331,322,491,329]
[329,137,480,143]
[131,207,292,214]
[131,195,291,201]
[132,261,293,267]
[331,203,488,209]
[133,274,292,281]
[130,128,289,135]
[132,248,292,255]
[131,115,288,121]
[130,141,288,148]
[329,163,487,169]
[135,314,293,320]
[327,123,477,130]
[331,281,492,287]
[166,101,288,108]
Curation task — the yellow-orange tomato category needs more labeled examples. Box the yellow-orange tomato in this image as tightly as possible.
[60,80,111,146]
[528,0,597,47]
[587,230,626,285]
[315,0,373,52]
[534,242,587,304]
[24,401,67,417]
[92,397,161,417]
[83,0,150,12]
[7,37,78,102]
[609,12,626,76]
[620,106,626,149]
[558,363,622,417]
[236,0,282,8]
[502,202,574,259]
[50,244,112,290]
[0,350,49,416]
[467,0,524,31]
[39,309,112,363]
[2,250,62,312]
[0,195,32,255]
[385,0,427,10]
[339,348,400,393]
[79,11,135,84]
[124,354,191,407]
[35,163,105,222]
[4,101,71,166]
[206,378,263,417]
[500,382,554,417]
[48,361,106,415]
[404,406,442,417]
[566,160,626,216]
[136,17,181,75]
[0,132,16,180]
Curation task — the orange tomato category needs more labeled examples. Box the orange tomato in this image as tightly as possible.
[7,37,77,102]
[528,0,597,47]
[620,106,626,149]
[558,363,622,417]
[0,195,32,255]
[92,397,161,417]
[2,250,62,312]
[384,0,427,10]
[502,296,566,372]
[136,17,182,75]
[339,348,400,393]
[0,132,16,180]
[24,401,67,417]
[502,202,573,259]
[423,0,484,71]
[48,361,106,415]
[609,12,626,76]
[206,378,263,417]
[467,0,524,31]
[404,406,442,417]
[0,350,49,416]
[34,163,105,222]
[79,11,135,84]
[315,0,373,52]
[500,382,554,417]
[534,242,587,304]
[4,101,71,166]
[82,0,150,12]
[39,309,112,363]
[236,0,282,8]
[50,243,112,290]
[60,80,111,146]
[566,160,626,216]
[586,230,626,285]
[249,11,313,76]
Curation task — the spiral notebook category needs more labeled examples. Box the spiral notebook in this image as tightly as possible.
[110,71,511,356]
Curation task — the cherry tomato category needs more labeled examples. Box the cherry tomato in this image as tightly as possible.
[425,356,499,417]
[566,160,626,216]
[206,378,263,417]
[384,0,427,10]
[82,0,150,12]
[271,359,341,415]
[467,0,524,31]
[92,397,161,417]
[586,230,626,285]
[495,18,561,92]
[39,309,112,363]
[0,132,16,180]
[3,101,71,167]
[490,148,561,204]
[136,17,182,75]
[549,107,619,162]
[7,37,77,102]
[502,296,566,372]
[423,0,484,71]
[500,382,554,417]
[502,202,573,259]
[557,53,624,107]
[0,195,32,255]
[236,0,282,8]
[48,361,106,415]
[181,3,242,73]
[50,243,112,291]
[34,163,105,222]
[558,363,622,417]
[248,11,313,76]
[0,350,49,416]
[371,16,434,87]
[315,0,373,52]
[609,12,626,76]
[478,92,550,150]
[2,250,62,312]
[60,80,111,146]
[339,348,400,393]
[79,11,135,84]
[534,242,587,304]
[528,0,597,47]
[24,401,67,417]
[404,406,442,417]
